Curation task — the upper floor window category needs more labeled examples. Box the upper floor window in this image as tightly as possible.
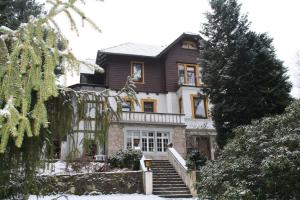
[178,63,204,86]
[190,94,208,119]
[122,98,134,112]
[131,61,144,83]
[182,41,197,50]
[141,98,157,113]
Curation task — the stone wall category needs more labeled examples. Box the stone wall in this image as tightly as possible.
[173,126,187,158]
[106,123,187,159]
[38,171,143,195]
[107,123,124,156]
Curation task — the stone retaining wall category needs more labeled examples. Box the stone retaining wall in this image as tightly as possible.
[38,171,143,195]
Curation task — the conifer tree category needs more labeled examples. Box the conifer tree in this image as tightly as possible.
[201,0,292,148]
[0,1,137,198]
[0,0,45,30]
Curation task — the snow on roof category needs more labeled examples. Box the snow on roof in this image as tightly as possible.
[183,31,199,36]
[101,42,165,57]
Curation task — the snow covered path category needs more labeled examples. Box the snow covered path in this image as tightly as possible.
[29,194,198,200]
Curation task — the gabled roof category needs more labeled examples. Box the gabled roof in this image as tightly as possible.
[157,32,201,57]
[98,32,202,58]
[100,42,165,57]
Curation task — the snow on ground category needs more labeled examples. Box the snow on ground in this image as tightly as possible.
[29,194,198,200]
[39,160,131,176]
[38,160,106,176]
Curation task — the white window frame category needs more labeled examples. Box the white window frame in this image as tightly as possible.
[123,127,173,153]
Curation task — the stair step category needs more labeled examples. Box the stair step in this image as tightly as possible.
[151,160,192,197]
[159,194,193,198]
[153,190,190,194]
[153,187,189,191]
[153,178,182,181]
[153,183,187,187]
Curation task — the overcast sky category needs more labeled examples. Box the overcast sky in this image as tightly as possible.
[46,0,300,97]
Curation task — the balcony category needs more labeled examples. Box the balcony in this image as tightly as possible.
[119,111,185,125]
[185,118,215,130]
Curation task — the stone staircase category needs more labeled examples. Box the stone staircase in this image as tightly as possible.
[152,160,192,198]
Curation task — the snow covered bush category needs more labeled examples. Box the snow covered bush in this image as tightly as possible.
[186,151,207,170]
[197,100,300,199]
[108,149,142,170]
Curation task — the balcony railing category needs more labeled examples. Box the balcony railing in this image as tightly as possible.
[119,111,185,125]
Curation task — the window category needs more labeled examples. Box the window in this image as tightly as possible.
[80,72,105,85]
[126,131,140,149]
[121,98,134,112]
[126,130,169,152]
[186,65,196,86]
[179,97,183,114]
[83,139,98,157]
[131,61,144,83]
[141,99,157,113]
[156,132,169,152]
[191,94,208,119]
[178,63,204,86]
[198,65,204,85]
[141,132,154,152]
[182,41,197,50]
[178,64,185,84]
[52,140,61,159]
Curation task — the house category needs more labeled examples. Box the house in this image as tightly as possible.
[61,32,217,161]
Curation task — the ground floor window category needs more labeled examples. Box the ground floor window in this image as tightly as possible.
[126,130,170,152]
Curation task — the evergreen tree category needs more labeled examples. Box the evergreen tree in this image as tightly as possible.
[201,0,292,148]
[0,0,45,30]
[197,100,300,199]
[0,1,136,198]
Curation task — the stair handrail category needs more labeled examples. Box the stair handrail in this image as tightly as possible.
[140,155,152,195]
[167,148,197,197]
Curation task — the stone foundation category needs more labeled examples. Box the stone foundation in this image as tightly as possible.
[37,171,143,195]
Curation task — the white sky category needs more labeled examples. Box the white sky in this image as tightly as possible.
[42,0,300,97]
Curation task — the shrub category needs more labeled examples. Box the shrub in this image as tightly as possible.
[197,101,300,199]
[186,151,207,170]
[108,149,142,170]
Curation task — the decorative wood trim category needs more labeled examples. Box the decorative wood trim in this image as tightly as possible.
[130,61,144,84]
[190,94,208,119]
[141,98,157,113]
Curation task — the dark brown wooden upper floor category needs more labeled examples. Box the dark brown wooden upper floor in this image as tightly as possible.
[85,33,204,93]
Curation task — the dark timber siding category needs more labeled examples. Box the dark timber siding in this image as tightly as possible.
[106,55,166,93]
[164,38,199,92]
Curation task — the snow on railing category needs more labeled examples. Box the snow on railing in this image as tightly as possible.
[168,147,188,170]
[167,148,197,197]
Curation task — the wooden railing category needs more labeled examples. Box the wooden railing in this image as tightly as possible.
[120,111,185,125]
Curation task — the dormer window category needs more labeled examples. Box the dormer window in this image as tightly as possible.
[131,61,144,83]
[182,41,197,50]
